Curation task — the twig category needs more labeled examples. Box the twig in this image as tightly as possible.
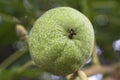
[66,71,78,80]
[16,24,28,42]
[91,39,100,66]
[0,46,28,70]
[66,63,120,80]
[92,45,100,66]
[0,24,29,69]
[17,60,34,74]
[66,70,88,80]
[78,70,87,80]
[82,63,119,77]
[13,60,34,80]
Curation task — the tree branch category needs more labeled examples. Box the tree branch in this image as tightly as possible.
[66,63,120,80]
[0,46,28,70]
[82,63,120,77]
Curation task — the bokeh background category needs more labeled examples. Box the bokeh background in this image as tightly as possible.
[0,0,120,80]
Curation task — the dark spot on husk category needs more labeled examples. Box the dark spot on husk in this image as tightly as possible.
[68,29,76,39]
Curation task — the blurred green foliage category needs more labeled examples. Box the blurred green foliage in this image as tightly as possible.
[0,0,120,80]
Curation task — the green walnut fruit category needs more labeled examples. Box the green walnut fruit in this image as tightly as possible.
[28,7,94,76]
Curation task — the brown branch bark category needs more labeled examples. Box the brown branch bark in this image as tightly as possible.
[66,63,120,80]
[82,64,117,77]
